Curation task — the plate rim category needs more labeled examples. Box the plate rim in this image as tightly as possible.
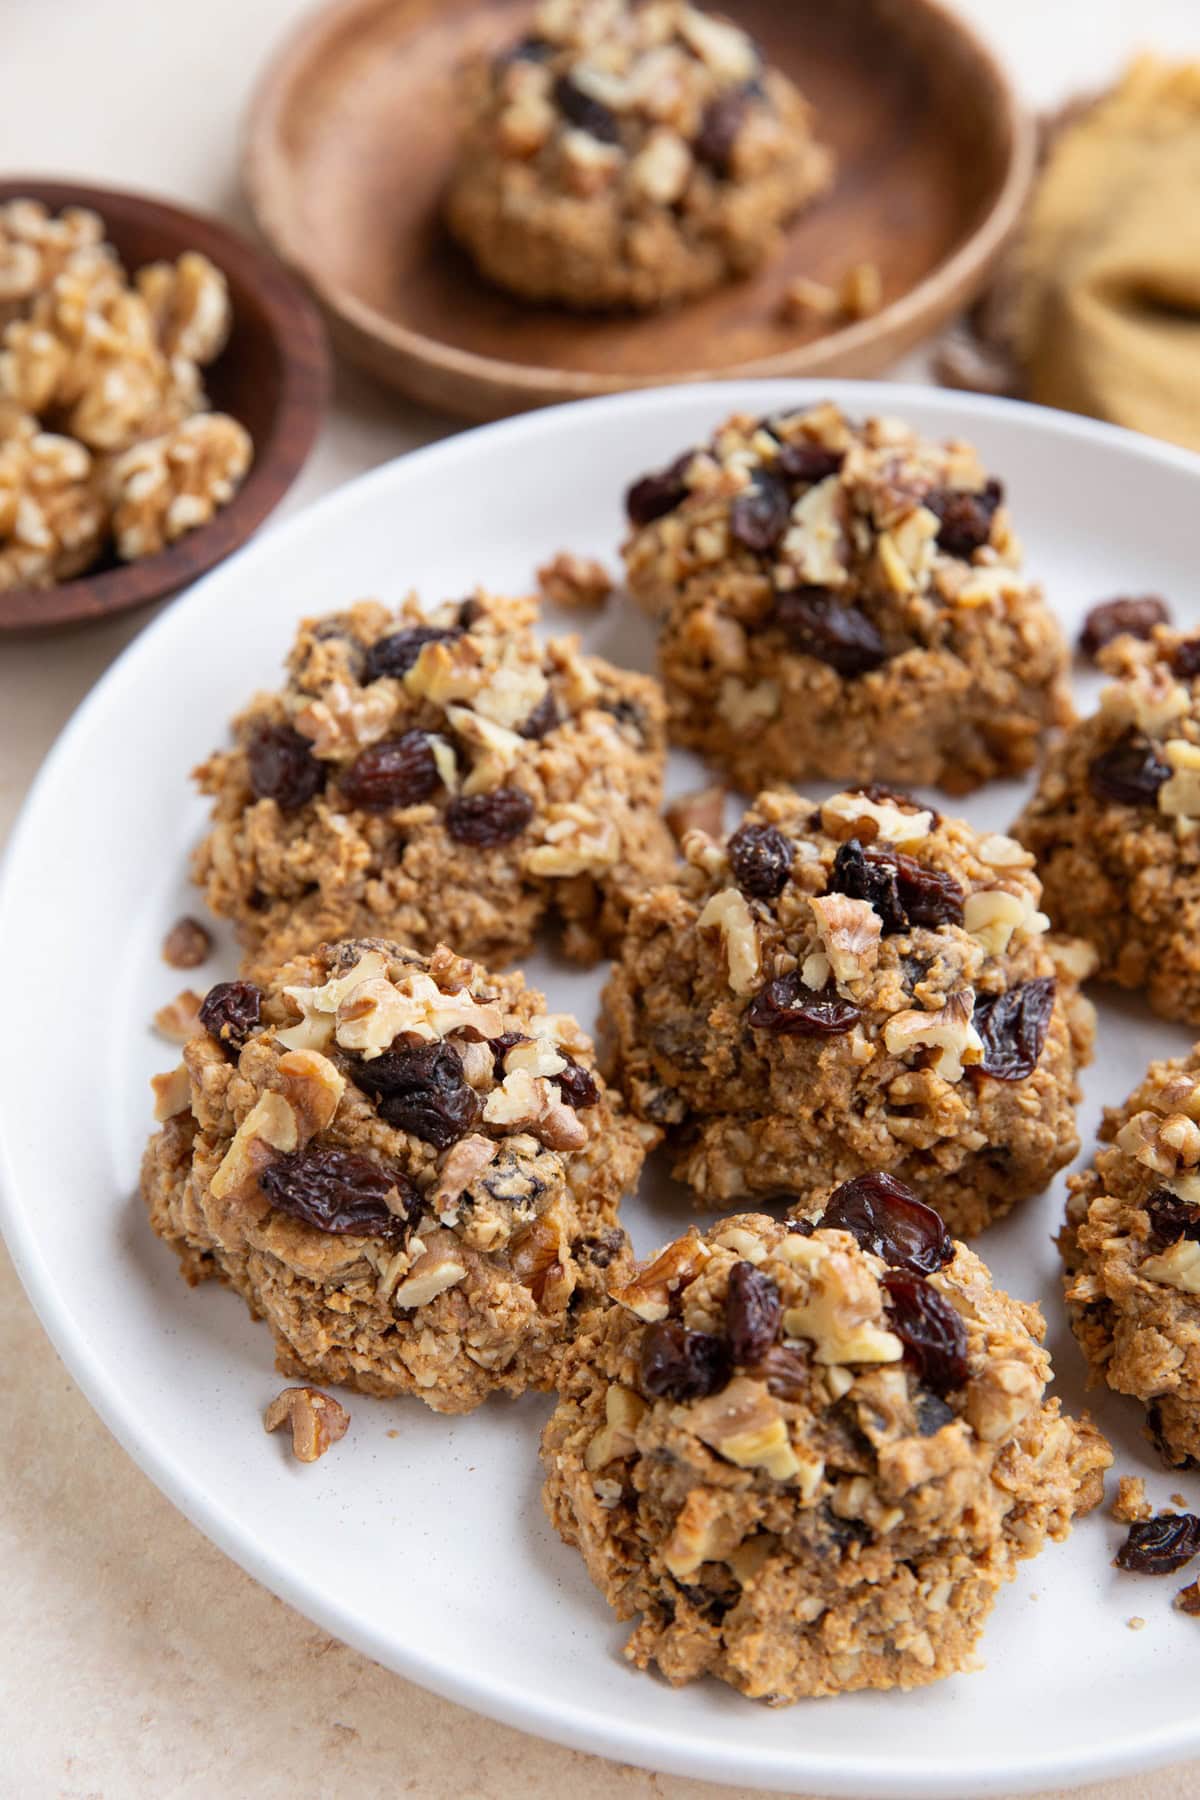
[4,380,1200,1797]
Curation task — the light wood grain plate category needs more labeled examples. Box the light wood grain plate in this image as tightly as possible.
[244,0,1034,420]
[0,179,330,634]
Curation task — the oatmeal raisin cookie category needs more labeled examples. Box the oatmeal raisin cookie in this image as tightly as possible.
[142,937,648,1413]
[1062,1047,1200,1468]
[445,0,833,311]
[602,786,1095,1233]
[542,1205,1109,1702]
[193,590,675,977]
[622,402,1072,794]
[1015,626,1200,1024]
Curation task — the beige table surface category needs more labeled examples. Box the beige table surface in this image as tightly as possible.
[5,2,1200,1795]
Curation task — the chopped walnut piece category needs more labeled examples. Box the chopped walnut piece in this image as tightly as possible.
[276,1049,345,1137]
[779,275,840,324]
[135,252,232,364]
[0,411,106,589]
[524,803,620,878]
[821,790,934,847]
[688,1376,804,1482]
[777,1232,903,1367]
[697,886,760,994]
[151,1064,191,1122]
[839,260,882,320]
[613,1231,710,1322]
[0,199,109,320]
[107,412,252,560]
[263,1386,350,1463]
[884,990,984,1084]
[391,1232,469,1308]
[665,784,725,844]
[1113,1476,1152,1524]
[161,915,212,969]
[536,549,613,610]
[809,892,882,985]
[1139,1236,1200,1294]
[584,1383,646,1471]
[963,887,1049,955]
[153,988,204,1044]
[209,1090,299,1201]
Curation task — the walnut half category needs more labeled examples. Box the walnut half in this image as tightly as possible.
[263,1386,350,1463]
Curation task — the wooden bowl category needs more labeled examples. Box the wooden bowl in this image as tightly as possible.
[244,0,1035,422]
[0,179,330,633]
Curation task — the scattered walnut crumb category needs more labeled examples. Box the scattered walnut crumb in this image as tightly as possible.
[1126,1616,1147,1631]
[840,260,882,321]
[779,275,839,323]
[1113,1475,1153,1524]
[536,549,613,610]
[665,784,726,844]
[1175,1580,1200,1616]
[161,915,212,968]
[263,1386,350,1463]
[1172,1493,1188,1508]
[153,988,204,1044]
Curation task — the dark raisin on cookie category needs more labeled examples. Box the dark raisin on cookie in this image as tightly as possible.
[349,1040,482,1149]
[553,72,620,142]
[1145,1189,1200,1248]
[882,1272,969,1395]
[1171,638,1200,680]
[773,588,888,676]
[746,975,860,1035]
[517,690,560,740]
[247,724,325,810]
[693,89,748,174]
[625,453,693,528]
[638,1320,732,1401]
[725,1260,782,1363]
[554,1056,600,1110]
[1088,731,1172,806]
[362,625,460,683]
[818,1172,954,1276]
[1078,596,1170,661]
[259,1146,416,1244]
[828,840,963,932]
[775,440,845,484]
[445,788,534,846]
[198,980,262,1054]
[925,478,1003,559]
[339,732,440,811]
[973,977,1056,1081]
[727,821,792,898]
[730,470,791,553]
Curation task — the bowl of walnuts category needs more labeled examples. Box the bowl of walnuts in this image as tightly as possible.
[0,178,329,631]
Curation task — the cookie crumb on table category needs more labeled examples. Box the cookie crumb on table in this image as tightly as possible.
[1112,1475,1152,1523]
[536,550,612,610]
[161,915,213,968]
[1175,1580,1200,1616]
[152,988,204,1044]
[264,1385,350,1463]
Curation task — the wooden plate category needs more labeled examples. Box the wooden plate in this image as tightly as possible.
[0,179,330,633]
[244,0,1035,421]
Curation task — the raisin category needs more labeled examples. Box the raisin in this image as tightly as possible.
[259,1145,415,1245]
[1088,731,1172,806]
[819,1172,954,1275]
[746,974,861,1035]
[730,470,791,553]
[1145,1188,1200,1247]
[625,453,693,527]
[925,478,1003,558]
[488,1030,531,1063]
[554,1056,600,1109]
[1115,1513,1200,1575]
[553,73,620,142]
[639,1320,732,1402]
[517,690,559,739]
[693,89,747,174]
[339,732,439,811]
[498,33,554,66]
[725,1260,782,1362]
[362,625,458,683]
[578,1228,625,1270]
[774,587,888,676]
[602,694,649,743]
[1078,596,1170,660]
[974,977,1056,1080]
[727,821,792,898]
[860,781,939,824]
[821,1505,873,1549]
[829,839,907,932]
[914,1391,956,1436]
[445,787,534,846]
[882,1272,969,1395]
[776,440,845,484]
[1172,638,1200,680]
[349,1040,481,1149]
[755,1343,809,1401]
[198,980,262,1053]
[247,724,325,810]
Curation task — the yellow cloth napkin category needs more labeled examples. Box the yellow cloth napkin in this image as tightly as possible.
[1015,56,1200,450]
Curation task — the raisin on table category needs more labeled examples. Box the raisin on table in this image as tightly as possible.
[1115,1513,1200,1575]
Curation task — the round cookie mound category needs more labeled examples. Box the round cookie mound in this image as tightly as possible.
[193,590,674,980]
[141,938,649,1413]
[542,1204,1109,1703]
[622,403,1071,794]
[1016,626,1200,1024]
[603,786,1095,1234]
[1062,1047,1200,1468]
[444,0,833,311]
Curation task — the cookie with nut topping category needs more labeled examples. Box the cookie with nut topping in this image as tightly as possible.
[444,0,833,312]
[622,403,1072,794]
[192,589,675,978]
[602,786,1095,1234]
[1015,626,1200,1025]
[541,1204,1109,1703]
[141,937,650,1413]
[1062,1048,1200,1469]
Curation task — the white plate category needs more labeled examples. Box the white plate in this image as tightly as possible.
[3,382,1200,1799]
